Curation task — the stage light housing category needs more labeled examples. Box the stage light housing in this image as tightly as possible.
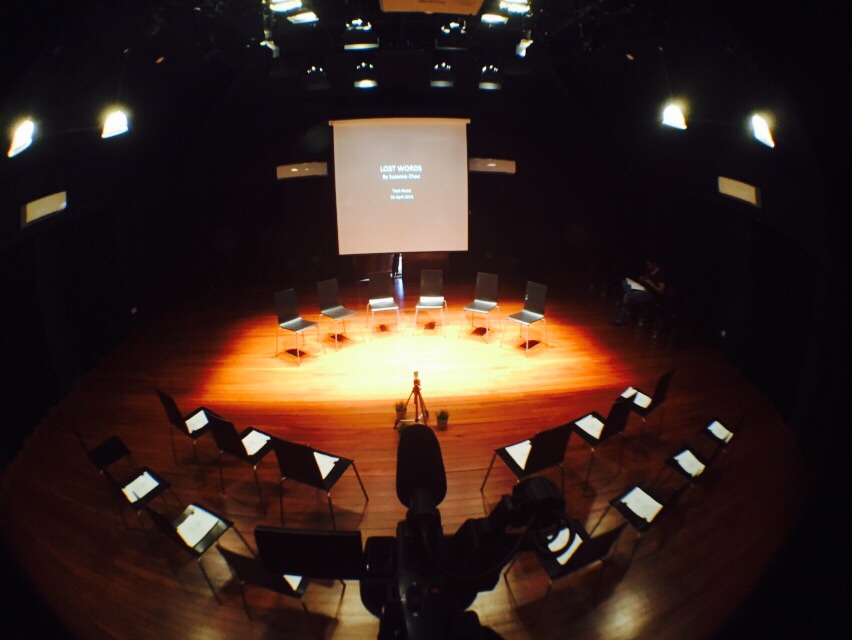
[101,109,129,138]
[343,19,379,50]
[481,14,508,25]
[269,0,302,13]
[478,65,502,91]
[436,20,469,50]
[287,11,318,24]
[430,62,455,88]
[8,119,35,157]
[500,0,530,15]
[661,103,687,130]
[515,33,533,58]
[305,65,330,91]
[353,61,377,89]
[751,113,775,148]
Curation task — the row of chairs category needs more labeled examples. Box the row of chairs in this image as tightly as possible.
[481,369,676,497]
[274,271,550,364]
[499,411,739,625]
[156,388,368,528]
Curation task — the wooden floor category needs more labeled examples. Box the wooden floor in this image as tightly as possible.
[0,281,808,639]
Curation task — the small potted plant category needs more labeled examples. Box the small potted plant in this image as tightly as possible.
[436,409,449,431]
[394,400,407,421]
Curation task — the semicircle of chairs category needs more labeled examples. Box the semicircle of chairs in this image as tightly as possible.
[275,270,549,364]
[69,369,752,627]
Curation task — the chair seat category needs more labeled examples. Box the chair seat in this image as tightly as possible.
[280,317,317,333]
[464,299,497,314]
[369,297,398,311]
[322,305,358,321]
[416,296,445,309]
[172,504,233,556]
[507,310,544,325]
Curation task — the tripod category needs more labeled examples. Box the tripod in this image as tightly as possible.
[396,371,429,429]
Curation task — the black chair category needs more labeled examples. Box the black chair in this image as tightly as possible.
[73,427,137,479]
[317,277,359,350]
[591,482,687,561]
[275,288,325,365]
[617,368,675,432]
[104,465,181,529]
[271,437,369,529]
[701,418,736,460]
[217,546,310,620]
[155,388,218,466]
[501,281,548,356]
[461,272,499,342]
[143,503,254,603]
[206,415,274,513]
[504,518,628,624]
[480,424,572,496]
[654,445,711,489]
[413,269,448,336]
[571,398,633,496]
[365,271,401,335]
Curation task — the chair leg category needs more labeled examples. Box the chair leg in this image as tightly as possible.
[544,318,549,348]
[239,582,252,620]
[413,308,419,335]
[590,503,612,536]
[230,525,255,555]
[317,324,326,354]
[275,327,279,357]
[352,462,369,501]
[480,452,497,492]
[279,478,286,524]
[558,463,565,497]
[253,465,266,514]
[532,582,553,627]
[525,324,530,357]
[502,554,520,585]
[582,447,595,497]
[327,492,336,530]
[296,333,301,366]
[198,556,222,604]
[217,451,225,492]
[499,320,507,348]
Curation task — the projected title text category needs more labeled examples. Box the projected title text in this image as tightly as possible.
[380,164,422,201]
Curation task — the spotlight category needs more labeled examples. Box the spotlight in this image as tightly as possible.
[661,103,687,130]
[305,65,330,91]
[353,61,377,89]
[751,113,775,148]
[269,0,302,13]
[481,14,508,25]
[287,11,318,24]
[430,62,454,88]
[516,31,533,58]
[479,65,502,91]
[436,20,468,50]
[8,119,35,157]
[101,109,129,138]
[343,18,379,50]
[500,0,531,15]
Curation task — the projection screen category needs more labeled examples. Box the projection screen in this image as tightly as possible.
[331,118,469,255]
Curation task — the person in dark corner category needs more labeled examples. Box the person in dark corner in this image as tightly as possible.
[611,258,667,326]
[391,253,402,278]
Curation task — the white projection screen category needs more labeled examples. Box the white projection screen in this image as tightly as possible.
[331,118,469,255]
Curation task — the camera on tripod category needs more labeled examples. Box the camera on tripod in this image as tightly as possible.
[360,422,570,640]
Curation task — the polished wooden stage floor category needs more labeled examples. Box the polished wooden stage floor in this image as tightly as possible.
[0,281,808,639]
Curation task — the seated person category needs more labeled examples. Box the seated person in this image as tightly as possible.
[611,258,666,326]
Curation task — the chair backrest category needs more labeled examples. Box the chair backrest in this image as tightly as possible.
[274,289,300,324]
[218,546,300,596]
[271,437,323,487]
[155,388,188,434]
[317,278,342,312]
[651,368,676,407]
[600,398,633,439]
[420,269,443,298]
[367,271,393,301]
[207,414,245,457]
[474,272,498,304]
[525,424,572,474]
[555,522,628,577]
[523,281,547,315]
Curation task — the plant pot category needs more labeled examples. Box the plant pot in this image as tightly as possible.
[395,409,406,421]
[436,418,448,431]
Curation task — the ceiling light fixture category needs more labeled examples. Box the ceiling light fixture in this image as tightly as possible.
[101,109,129,138]
[269,0,303,13]
[751,113,775,148]
[430,62,455,88]
[661,103,687,130]
[287,11,318,24]
[8,119,35,157]
[353,61,377,89]
[481,14,508,25]
[478,65,502,91]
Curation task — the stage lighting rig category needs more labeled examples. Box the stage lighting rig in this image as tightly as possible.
[361,423,570,639]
